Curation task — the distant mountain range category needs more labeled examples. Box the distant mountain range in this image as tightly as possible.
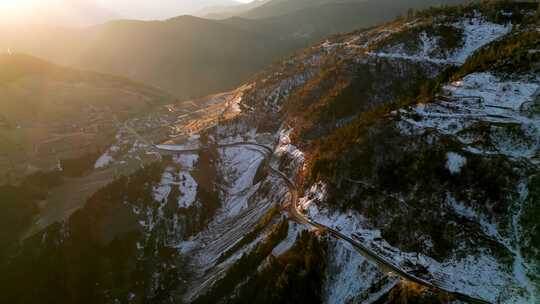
[199,0,272,19]
[1,0,470,99]
[104,0,245,20]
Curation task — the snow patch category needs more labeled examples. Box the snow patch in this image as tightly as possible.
[325,239,389,304]
[300,182,526,303]
[446,152,467,174]
[156,143,199,151]
[177,172,198,208]
[265,74,312,113]
[452,17,512,64]
[219,146,265,216]
[272,222,305,257]
[275,128,305,171]
[153,166,198,208]
[94,152,114,168]
[436,253,517,302]
[399,72,540,160]
[369,17,511,65]
[174,153,199,170]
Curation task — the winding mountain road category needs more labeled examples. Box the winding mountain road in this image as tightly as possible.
[276,163,491,304]
[152,140,492,304]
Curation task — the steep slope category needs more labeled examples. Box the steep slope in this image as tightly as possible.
[189,2,539,303]
[1,2,538,304]
[223,0,472,44]
[290,4,540,303]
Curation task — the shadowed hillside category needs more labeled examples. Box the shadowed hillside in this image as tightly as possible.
[0,54,173,183]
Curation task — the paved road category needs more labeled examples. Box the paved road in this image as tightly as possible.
[154,141,491,304]
[275,157,492,304]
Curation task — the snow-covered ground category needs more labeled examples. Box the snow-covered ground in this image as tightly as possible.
[399,72,540,160]
[174,153,199,170]
[369,17,512,65]
[325,238,393,304]
[298,182,532,303]
[94,151,114,169]
[386,71,540,302]
[94,145,121,168]
[175,133,288,302]
[272,222,305,257]
[153,165,198,208]
[274,128,305,172]
[446,152,467,174]
[219,146,266,216]
[264,72,314,113]
[155,142,199,151]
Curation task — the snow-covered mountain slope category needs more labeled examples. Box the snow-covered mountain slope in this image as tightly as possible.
[368,16,512,65]
[295,14,540,304]
[187,5,538,302]
[2,2,539,304]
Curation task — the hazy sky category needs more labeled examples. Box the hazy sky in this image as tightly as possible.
[0,0,254,26]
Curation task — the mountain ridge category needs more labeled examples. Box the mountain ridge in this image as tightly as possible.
[1,2,539,303]
[1,0,472,100]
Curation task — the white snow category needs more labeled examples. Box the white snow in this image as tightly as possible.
[325,239,391,304]
[174,153,199,170]
[264,73,313,113]
[153,169,174,203]
[443,184,538,302]
[177,173,198,208]
[447,73,539,111]
[128,292,136,301]
[178,136,283,302]
[446,152,467,174]
[94,144,124,169]
[446,194,477,219]
[368,49,451,65]
[153,166,198,208]
[94,152,114,168]
[368,17,512,65]
[399,72,540,160]
[446,194,504,244]
[275,128,305,172]
[219,146,265,216]
[155,143,199,151]
[298,181,531,303]
[435,253,517,302]
[451,17,512,64]
[511,182,538,303]
[272,222,305,257]
[128,140,148,154]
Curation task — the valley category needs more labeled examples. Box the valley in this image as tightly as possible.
[1,1,539,304]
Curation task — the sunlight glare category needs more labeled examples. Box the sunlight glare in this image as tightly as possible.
[0,0,36,12]
[0,0,39,21]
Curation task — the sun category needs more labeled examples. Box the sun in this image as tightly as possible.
[0,0,35,10]
[0,0,39,20]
